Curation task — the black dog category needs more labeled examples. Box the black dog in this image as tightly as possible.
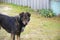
[0,12,31,40]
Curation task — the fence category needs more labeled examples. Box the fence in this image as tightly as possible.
[0,0,50,10]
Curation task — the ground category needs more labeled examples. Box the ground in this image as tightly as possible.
[0,3,60,40]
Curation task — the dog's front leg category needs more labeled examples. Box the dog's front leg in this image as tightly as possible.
[17,35,20,40]
[11,33,15,40]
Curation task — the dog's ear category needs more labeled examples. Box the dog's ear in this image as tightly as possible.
[19,12,24,17]
[26,12,31,17]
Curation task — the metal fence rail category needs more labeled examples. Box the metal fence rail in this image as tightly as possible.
[0,0,50,10]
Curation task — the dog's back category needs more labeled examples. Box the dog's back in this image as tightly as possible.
[0,14,9,21]
[0,14,17,33]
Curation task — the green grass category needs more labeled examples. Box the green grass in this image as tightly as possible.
[0,3,60,40]
[0,2,34,13]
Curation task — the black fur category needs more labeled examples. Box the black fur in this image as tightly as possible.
[0,12,31,40]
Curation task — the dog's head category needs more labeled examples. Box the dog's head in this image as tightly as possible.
[19,12,31,25]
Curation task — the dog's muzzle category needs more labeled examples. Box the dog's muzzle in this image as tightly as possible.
[22,21,28,25]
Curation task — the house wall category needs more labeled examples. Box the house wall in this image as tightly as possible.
[0,0,50,10]
[51,0,60,15]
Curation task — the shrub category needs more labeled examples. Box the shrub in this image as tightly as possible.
[39,9,56,18]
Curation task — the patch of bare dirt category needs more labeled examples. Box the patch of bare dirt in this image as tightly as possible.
[0,5,12,15]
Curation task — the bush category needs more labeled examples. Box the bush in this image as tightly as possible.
[39,9,56,18]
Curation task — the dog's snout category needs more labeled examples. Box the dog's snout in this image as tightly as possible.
[22,21,28,25]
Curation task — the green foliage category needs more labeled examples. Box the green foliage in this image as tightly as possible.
[39,9,56,18]
[0,2,34,13]
[8,3,34,13]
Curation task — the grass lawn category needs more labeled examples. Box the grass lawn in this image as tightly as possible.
[0,3,60,40]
